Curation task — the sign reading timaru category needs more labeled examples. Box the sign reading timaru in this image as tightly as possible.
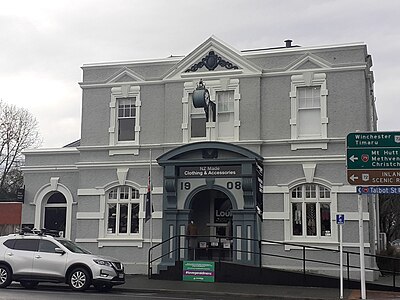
[179,165,241,178]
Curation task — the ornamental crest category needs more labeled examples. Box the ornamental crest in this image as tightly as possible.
[185,51,239,72]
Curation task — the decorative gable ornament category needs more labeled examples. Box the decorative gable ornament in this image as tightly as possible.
[185,51,239,72]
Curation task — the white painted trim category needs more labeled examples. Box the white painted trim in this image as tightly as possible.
[290,72,328,145]
[77,189,105,196]
[109,85,141,148]
[22,166,78,173]
[76,212,103,219]
[182,78,240,142]
[264,186,290,193]
[109,148,139,156]
[98,239,144,248]
[33,181,75,239]
[339,212,369,221]
[291,142,328,150]
[22,148,79,155]
[75,238,98,243]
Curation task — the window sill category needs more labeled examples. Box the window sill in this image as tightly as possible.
[109,144,139,156]
[97,237,144,248]
[290,140,328,150]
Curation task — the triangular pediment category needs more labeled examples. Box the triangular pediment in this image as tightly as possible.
[164,36,262,80]
[287,53,332,71]
[106,67,144,83]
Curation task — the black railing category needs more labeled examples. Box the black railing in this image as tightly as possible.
[148,234,400,289]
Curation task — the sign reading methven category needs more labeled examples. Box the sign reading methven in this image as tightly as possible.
[179,165,241,178]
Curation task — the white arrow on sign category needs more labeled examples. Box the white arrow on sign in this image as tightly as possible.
[350,174,359,182]
[349,155,358,163]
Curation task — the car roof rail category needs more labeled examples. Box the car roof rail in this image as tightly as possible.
[16,227,62,237]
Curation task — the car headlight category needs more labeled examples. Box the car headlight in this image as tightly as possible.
[93,259,112,267]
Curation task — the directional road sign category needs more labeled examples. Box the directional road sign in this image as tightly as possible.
[346,132,400,185]
[357,186,400,194]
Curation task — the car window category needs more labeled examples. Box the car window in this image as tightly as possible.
[39,240,59,253]
[3,239,16,249]
[13,239,39,251]
[57,239,91,254]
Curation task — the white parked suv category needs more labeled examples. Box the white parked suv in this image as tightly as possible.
[0,231,125,291]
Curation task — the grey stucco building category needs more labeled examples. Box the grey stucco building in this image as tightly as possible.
[22,36,378,276]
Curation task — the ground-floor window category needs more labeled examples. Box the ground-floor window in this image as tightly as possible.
[291,184,331,238]
[106,186,140,236]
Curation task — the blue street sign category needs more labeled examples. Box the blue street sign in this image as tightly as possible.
[336,214,345,225]
[356,186,400,194]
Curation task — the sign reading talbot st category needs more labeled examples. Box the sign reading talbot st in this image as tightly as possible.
[346,132,400,185]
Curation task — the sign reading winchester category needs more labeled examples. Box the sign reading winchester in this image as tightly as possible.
[346,132,400,185]
[179,165,241,178]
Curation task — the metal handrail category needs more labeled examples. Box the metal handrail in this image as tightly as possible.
[148,234,400,288]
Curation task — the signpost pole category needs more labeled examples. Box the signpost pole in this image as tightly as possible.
[358,194,366,300]
[339,223,343,299]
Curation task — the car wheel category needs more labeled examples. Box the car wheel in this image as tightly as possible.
[94,283,113,292]
[68,268,91,291]
[0,265,12,288]
[20,280,39,289]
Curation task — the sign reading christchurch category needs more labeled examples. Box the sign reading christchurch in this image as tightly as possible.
[179,165,241,178]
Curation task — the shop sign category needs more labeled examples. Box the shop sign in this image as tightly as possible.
[183,261,215,282]
[179,165,241,178]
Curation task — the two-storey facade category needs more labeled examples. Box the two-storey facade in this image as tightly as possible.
[22,37,378,275]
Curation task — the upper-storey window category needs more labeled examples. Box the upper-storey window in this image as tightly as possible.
[297,87,321,138]
[183,79,240,143]
[189,94,207,138]
[118,97,136,141]
[216,91,234,139]
[290,73,328,150]
[109,86,141,154]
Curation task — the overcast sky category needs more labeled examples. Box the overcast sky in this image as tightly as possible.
[1,0,399,148]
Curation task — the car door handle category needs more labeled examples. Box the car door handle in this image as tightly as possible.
[6,253,13,256]
[35,255,42,259]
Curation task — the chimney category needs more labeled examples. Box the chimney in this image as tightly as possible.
[284,39,292,48]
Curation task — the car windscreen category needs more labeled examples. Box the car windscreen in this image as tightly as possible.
[57,239,91,254]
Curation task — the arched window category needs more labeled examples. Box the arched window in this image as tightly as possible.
[291,184,331,238]
[106,186,140,236]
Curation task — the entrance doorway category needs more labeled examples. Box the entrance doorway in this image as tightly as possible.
[190,189,232,240]
[188,189,233,261]
[44,192,67,236]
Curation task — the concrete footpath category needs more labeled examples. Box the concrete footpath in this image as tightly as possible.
[118,275,400,299]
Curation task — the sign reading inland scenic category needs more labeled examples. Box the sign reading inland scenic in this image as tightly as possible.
[346,132,400,185]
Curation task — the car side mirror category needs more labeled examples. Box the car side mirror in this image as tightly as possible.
[55,247,66,255]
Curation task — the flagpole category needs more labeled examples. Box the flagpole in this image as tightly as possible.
[149,149,153,249]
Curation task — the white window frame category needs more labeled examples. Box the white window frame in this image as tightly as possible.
[290,72,328,150]
[182,78,240,142]
[109,85,141,155]
[290,184,332,240]
[106,185,141,237]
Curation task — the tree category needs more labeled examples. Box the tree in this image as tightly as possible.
[380,194,400,243]
[0,100,41,197]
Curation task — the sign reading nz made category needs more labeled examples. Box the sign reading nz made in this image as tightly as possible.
[346,132,400,186]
